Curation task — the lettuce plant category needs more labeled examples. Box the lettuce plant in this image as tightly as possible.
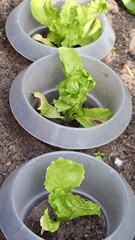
[30,0,108,47]
[121,0,135,15]
[40,157,101,232]
[32,47,112,127]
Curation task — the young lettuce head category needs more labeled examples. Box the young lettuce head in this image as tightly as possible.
[30,0,108,47]
[40,158,101,233]
[32,47,112,127]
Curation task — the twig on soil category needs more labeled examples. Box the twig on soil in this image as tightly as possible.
[124,63,134,79]
[40,228,45,236]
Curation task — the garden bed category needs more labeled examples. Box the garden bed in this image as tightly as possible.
[0,0,135,239]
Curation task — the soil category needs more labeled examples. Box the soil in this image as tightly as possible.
[50,118,81,127]
[46,118,102,127]
[0,0,135,239]
[25,198,106,240]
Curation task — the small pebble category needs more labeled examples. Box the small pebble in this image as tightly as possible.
[114,158,123,167]
[6,161,11,166]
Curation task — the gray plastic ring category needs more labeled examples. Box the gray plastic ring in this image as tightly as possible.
[9,54,132,149]
[6,0,115,61]
[0,151,135,239]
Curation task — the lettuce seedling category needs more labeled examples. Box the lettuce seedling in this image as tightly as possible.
[30,0,108,47]
[40,158,101,233]
[94,152,105,160]
[32,47,112,127]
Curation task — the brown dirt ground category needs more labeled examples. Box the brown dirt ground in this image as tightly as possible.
[0,0,135,239]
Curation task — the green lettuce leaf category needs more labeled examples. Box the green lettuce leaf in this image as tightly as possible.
[30,0,59,29]
[53,48,96,121]
[121,0,135,15]
[54,70,95,121]
[80,18,101,46]
[61,24,84,47]
[76,0,108,25]
[58,0,108,47]
[53,99,72,113]
[30,0,108,47]
[40,209,60,232]
[59,0,78,25]
[30,0,47,25]
[49,188,67,203]
[44,157,85,192]
[43,0,59,31]
[32,92,62,119]
[75,108,113,127]
[58,47,82,77]
[50,192,101,222]
[54,70,95,106]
